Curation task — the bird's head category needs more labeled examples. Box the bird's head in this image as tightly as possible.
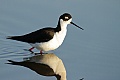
[59,13,84,30]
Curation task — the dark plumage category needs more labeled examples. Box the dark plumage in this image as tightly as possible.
[7,28,55,43]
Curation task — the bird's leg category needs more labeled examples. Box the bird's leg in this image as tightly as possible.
[29,47,34,53]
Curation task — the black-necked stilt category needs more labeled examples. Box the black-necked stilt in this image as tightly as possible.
[7,53,66,80]
[7,13,84,53]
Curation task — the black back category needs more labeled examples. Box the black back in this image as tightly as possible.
[7,28,55,43]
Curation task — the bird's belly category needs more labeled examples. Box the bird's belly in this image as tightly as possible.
[32,41,59,51]
[30,35,64,51]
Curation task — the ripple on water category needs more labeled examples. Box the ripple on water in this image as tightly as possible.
[0,33,33,60]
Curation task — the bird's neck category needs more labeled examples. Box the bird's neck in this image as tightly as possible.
[56,19,68,32]
[60,72,67,80]
[56,72,67,80]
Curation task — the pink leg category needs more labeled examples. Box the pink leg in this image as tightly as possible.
[29,47,34,52]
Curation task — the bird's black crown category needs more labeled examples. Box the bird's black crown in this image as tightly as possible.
[59,13,72,21]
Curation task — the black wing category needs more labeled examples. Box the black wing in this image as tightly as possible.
[7,28,55,43]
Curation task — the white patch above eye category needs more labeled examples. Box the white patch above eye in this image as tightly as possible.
[65,16,69,19]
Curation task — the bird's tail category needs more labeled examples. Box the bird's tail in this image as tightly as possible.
[6,60,27,66]
[6,35,27,42]
[6,60,20,65]
[6,36,20,40]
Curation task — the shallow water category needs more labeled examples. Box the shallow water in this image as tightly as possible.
[0,0,120,80]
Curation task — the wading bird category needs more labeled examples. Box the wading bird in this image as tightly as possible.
[7,13,84,54]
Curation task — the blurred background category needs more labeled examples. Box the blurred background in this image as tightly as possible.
[0,0,120,80]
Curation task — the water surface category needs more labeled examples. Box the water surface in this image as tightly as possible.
[0,0,120,80]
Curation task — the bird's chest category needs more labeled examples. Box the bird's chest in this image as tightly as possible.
[54,30,67,45]
[45,30,67,48]
[30,29,67,51]
[41,30,66,51]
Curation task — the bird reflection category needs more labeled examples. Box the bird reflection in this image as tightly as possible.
[7,53,66,80]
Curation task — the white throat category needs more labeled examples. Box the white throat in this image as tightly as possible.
[59,18,72,30]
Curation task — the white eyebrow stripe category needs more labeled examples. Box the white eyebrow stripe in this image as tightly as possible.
[65,17,69,19]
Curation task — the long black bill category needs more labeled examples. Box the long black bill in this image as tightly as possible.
[70,22,84,30]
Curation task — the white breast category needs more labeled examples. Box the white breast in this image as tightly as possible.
[30,28,67,51]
